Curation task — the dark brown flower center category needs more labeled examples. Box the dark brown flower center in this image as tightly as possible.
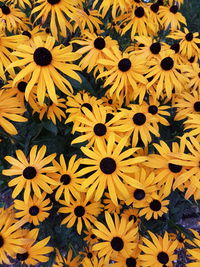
[150,200,162,211]
[23,166,37,179]
[94,37,106,50]
[135,7,144,18]
[22,31,32,39]
[91,234,96,239]
[118,58,132,72]
[93,123,107,136]
[17,252,29,261]
[108,99,113,104]
[150,42,161,54]
[47,0,60,4]
[189,56,195,63]
[132,113,146,125]
[194,101,200,112]
[17,81,27,92]
[29,205,39,216]
[33,47,52,66]
[148,105,158,115]
[87,252,93,258]
[170,5,178,14]
[0,235,4,248]
[60,174,71,185]
[134,189,145,200]
[45,28,51,34]
[126,257,136,267]
[157,252,169,264]
[185,33,193,41]
[151,3,159,13]
[160,57,174,70]
[170,43,180,53]
[111,237,124,251]
[168,163,182,173]
[1,5,10,15]
[100,157,116,174]
[81,103,93,113]
[74,206,85,217]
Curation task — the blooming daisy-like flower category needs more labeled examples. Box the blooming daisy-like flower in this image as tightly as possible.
[5,0,32,9]
[0,89,27,135]
[158,3,186,31]
[0,206,28,265]
[167,28,200,58]
[73,31,118,74]
[103,192,123,214]
[31,0,78,39]
[53,248,80,267]
[84,228,98,245]
[81,253,105,267]
[16,228,53,265]
[8,36,81,105]
[92,212,138,265]
[59,193,102,234]
[181,63,200,91]
[122,208,139,227]
[139,231,178,266]
[112,246,141,267]
[174,90,200,121]
[3,145,58,202]
[48,154,82,203]
[146,50,188,98]
[0,4,29,33]
[76,136,145,205]
[97,46,147,99]
[14,192,52,226]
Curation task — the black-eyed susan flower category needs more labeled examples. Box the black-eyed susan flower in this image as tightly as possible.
[73,31,118,74]
[0,89,27,135]
[92,212,138,265]
[14,192,52,225]
[84,228,98,245]
[76,136,145,205]
[8,36,81,105]
[0,206,28,265]
[53,248,80,267]
[103,192,123,214]
[3,145,58,202]
[81,253,105,267]
[97,46,147,99]
[6,0,32,9]
[59,193,102,234]
[139,231,178,266]
[48,154,82,203]
[181,63,200,91]
[167,28,200,59]
[16,228,53,265]
[122,208,139,227]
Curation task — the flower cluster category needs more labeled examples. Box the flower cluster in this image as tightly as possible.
[0,0,199,266]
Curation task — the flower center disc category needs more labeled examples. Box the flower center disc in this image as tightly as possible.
[135,7,144,18]
[185,33,193,41]
[23,166,37,179]
[0,235,4,247]
[170,43,180,53]
[17,81,27,92]
[132,113,146,126]
[150,42,161,54]
[33,47,52,66]
[93,123,107,136]
[60,174,71,185]
[74,206,85,217]
[150,200,162,211]
[168,163,182,173]
[47,0,61,4]
[126,257,137,267]
[160,57,174,71]
[94,37,106,50]
[151,3,159,13]
[118,58,132,72]
[194,101,200,112]
[134,189,145,200]
[111,237,124,251]
[29,205,39,216]
[87,252,93,258]
[170,5,178,14]
[157,252,169,264]
[100,157,116,174]
[17,252,29,261]
[148,105,158,115]
[1,5,10,15]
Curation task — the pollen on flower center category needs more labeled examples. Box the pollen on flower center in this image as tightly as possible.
[33,47,52,66]
[0,235,4,247]
[126,257,137,267]
[168,163,182,173]
[1,5,10,15]
[47,0,61,4]
[194,101,200,112]
[100,157,116,174]
[128,215,137,223]
[93,123,107,136]
[118,58,132,72]
[29,205,40,216]
[170,5,178,14]
[132,113,146,126]
[17,81,27,92]
[23,166,37,179]
[81,103,93,113]
[60,174,71,185]
[185,33,193,41]
[160,57,174,71]
[148,105,158,115]
[170,43,180,53]
[150,3,159,13]
[157,252,169,264]
[74,206,85,217]
[135,7,145,18]
[150,42,161,54]
[94,37,106,50]
[16,252,29,261]
[111,237,124,251]
[22,31,32,39]
[150,200,162,211]
[134,189,145,200]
